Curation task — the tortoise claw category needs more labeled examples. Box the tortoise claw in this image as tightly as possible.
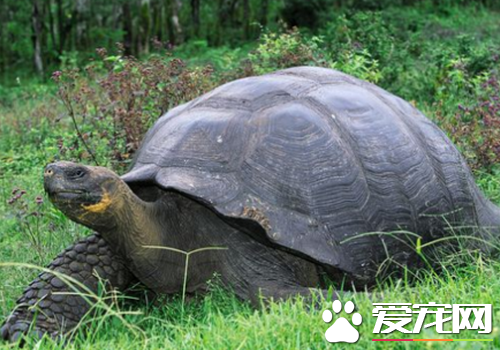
[0,322,9,341]
[10,331,22,343]
[1,314,56,343]
[1,314,29,343]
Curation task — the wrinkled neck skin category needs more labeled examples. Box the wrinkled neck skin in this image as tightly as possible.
[94,183,172,257]
[90,183,211,293]
[80,182,322,297]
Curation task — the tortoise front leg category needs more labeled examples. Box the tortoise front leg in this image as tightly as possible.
[1,233,134,343]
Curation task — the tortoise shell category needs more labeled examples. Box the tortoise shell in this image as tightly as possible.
[121,66,485,280]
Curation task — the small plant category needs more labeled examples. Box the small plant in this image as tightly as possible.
[445,73,500,172]
[248,29,325,75]
[322,11,396,64]
[6,188,46,261]
[52,47,222,172]
[330,49,382,83]
[248,28,383,83]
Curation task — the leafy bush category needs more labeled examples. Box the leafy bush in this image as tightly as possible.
[248,28,383,83]
[330,49,383,83]
[436,73,500,172]
[248,29,324,74]
[3,4,500,176]
[320,11,395,84]
[52,50,221,171]
[321,11,397,64]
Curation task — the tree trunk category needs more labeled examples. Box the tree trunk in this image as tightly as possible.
[56,0,64,54]
[122,2,133,55]
[216,0,238,44]
[191,0,200,37]
[0,2,5,77]
[153,1,164,42]
[165,1,175,45]
[76,0,90,50]
[243,0,250,39]
[216,0,227,45]
[228,0,238,28]
[140,0,151,55]
[111,2,122,49]
[171,0,184,44]
[56,0,76,55]
[46,0,57,55]
[260,0,268,27]
[32,0,44,76]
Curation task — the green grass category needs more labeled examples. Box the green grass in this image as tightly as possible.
[172,40,255,71]
[1,93,500,350]
[1,200,500,350]
[2,4,500,349]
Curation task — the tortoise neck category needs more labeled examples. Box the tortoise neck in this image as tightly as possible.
[102,183,169,256]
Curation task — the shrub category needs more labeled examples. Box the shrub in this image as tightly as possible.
[248,29,325,75]
[53,49,221,172]
[321,11,397,64]
[437,73,500,172]
[248,28,383,83]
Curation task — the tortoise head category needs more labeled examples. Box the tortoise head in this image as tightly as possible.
[44,161,126,231]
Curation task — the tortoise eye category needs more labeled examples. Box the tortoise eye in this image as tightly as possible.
[67,168,86,180]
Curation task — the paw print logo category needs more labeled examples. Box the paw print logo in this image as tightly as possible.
[322,300,362,343]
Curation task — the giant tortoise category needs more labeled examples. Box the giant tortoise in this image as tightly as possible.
[2,66,499,341]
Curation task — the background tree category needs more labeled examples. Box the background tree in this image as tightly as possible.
[1,0,499,81]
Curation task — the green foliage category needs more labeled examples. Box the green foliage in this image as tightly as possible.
[330,50,383,83]
[3,3,500,348]
[322,11,397,63]
[248,30,323,74]
[248,28,383,83]
[3,3,500,175]
[50,52,225,172]
[173,40,253,71]
[279,0,329,29]
[435,72,500,172]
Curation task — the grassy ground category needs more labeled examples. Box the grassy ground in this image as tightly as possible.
[0,169,499,349]
[2,4,500,349]
[1,88,500,350]
[0,151,499,350]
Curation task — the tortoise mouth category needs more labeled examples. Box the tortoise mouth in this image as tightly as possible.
[50,190,85,200]
[47,189,102,206]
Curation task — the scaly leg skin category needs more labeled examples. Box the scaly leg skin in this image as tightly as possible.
[1,233,134,343]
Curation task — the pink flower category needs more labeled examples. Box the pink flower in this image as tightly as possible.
[51,71,62,81]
